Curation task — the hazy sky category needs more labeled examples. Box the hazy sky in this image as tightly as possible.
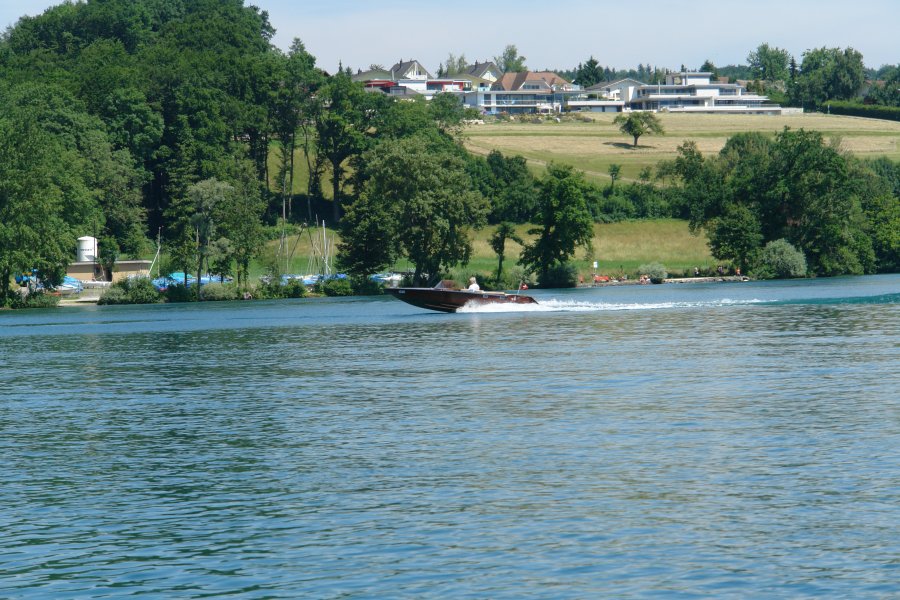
[2,0,897,74]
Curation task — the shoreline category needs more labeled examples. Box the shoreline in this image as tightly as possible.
[55,275,751,306]
[583,275,749,288]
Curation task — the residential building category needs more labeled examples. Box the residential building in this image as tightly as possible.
[453,61,502,91]
[461,71,574,114]
[354,59,466,99]
[628,72,781,114]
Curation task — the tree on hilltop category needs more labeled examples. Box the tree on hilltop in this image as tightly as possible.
[613,112,664,147]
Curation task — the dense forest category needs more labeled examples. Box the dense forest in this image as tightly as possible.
[1,1,898,305]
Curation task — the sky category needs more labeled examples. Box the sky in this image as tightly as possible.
[2,0,897,74]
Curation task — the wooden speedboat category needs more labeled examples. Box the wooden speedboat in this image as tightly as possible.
[385,282,537,313]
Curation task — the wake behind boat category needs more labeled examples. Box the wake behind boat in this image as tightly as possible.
[385,280,537,313]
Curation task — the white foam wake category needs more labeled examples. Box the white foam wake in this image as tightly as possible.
[456,298,766,313]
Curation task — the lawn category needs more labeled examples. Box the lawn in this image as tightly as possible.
[464,112,900,183]
[464,219,714,280]
[242,219,713,283]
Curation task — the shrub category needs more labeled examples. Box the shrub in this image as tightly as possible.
[638,262,668,284]
[97,286,127,305]
[8,290,60,309]
[754,239,808,279]
[538,261,579,288]
[826,101,900,122]
[283,279,309,298]
[351,276,384,296]
[253,277,307,299]
[200,283,240,301]
[98,277,162,305]
[318,277,353,297]
[165,283,193,303]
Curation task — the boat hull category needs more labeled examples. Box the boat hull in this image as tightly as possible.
[385,287,537,313]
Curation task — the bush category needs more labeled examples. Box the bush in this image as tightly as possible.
[318,277,353,297]
[165,283,193,303]
[98,277,162,305]
[97,286,127,305]
[638,262,668,284]
[200,283,240,301]
[283,279,308,298]
[754,239,807,279]
[8,290,60,309]
[538,261,579,288]
[351,276,384,296]
[254,277,308,299]
[826,101,900,122]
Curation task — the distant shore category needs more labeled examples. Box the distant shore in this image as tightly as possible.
[585,275,749,287]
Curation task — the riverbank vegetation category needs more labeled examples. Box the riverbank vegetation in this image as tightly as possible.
[2,1,899,306]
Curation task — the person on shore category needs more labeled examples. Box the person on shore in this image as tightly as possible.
[467,276,480,292]
[694,266,700,277]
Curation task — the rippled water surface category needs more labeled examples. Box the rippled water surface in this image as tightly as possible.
[2,275,899,598]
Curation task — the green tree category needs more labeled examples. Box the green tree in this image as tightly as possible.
[343,135,488,285]
[574,56,603,87]
[337,190,401,278]
[272,39,323,221]
[866,66,900,107]
[441,52,468,76]
[700,59,719,79]
[478,150,537,224]
[218,159,267,287]
[676,128,878,277]
[493,44,526,73]
[0,81,147,302]
[613,112,665,147]
[428,92,469,135]
[315,71,377,222]
[0,112,77,302]
[520,164,594,286]
[747,43,790,81]
[489,222,523,284]
[707,203,763,272]
[607,163,622,189]
[790,47,865,107]
[188,178,233,298]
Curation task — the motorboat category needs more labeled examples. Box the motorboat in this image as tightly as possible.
[385,281,537,313]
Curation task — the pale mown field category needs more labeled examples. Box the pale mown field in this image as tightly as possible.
[464,112,900,182]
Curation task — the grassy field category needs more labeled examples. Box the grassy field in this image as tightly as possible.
[464,112,900,183]
[248,219,714,282]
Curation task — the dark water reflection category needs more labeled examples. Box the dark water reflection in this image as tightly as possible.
[1,275,899,598]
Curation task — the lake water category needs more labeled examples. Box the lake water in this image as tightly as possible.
[2,275,898,598]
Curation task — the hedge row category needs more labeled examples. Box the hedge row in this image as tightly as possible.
[824,101,900,121]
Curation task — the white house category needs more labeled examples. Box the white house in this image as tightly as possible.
[628,72,782,114]
[461,71,574,114]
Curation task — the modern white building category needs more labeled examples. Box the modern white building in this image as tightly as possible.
[627,72,781,114]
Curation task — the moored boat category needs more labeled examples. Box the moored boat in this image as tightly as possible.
[385,281,537,313]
